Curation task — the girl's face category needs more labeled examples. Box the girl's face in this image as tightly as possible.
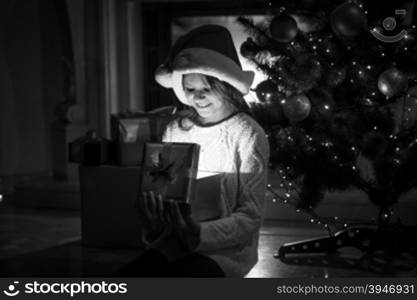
[183,73,233,124]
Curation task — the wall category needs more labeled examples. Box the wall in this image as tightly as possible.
[0,0,48,178]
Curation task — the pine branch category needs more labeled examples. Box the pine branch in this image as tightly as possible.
[237,16,270,43]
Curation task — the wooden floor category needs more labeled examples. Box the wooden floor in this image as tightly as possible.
[1,201,416,278]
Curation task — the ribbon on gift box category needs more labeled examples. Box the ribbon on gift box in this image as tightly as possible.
[69,131,109,165]
[141,142,198,201]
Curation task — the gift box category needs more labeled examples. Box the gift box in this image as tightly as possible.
[111,107,176,166]
[69,131,110,165]
[191,171,222,222]
[79,165,146,249]
[140,142,200,203]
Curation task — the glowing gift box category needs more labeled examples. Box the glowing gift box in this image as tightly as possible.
[140,142,200,202]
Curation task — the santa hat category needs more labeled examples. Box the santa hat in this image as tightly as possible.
[154,25,255,105]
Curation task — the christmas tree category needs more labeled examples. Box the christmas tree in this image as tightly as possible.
[238,0,417,258]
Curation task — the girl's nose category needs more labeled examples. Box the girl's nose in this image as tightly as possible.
[193,91,205,100]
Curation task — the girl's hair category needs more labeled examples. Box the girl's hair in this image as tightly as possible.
[178,74,251,130]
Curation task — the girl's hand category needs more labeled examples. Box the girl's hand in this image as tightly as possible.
[135,191,167,241]
[166,200,201,252]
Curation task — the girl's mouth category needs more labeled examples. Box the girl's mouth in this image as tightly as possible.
[196,102,211,109]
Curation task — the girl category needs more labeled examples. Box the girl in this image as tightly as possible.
[117,25,270,278]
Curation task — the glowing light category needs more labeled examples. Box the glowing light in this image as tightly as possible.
[310,219,315,223]
[352,166,357,170]
[267,184,272,188]
[324,105,330,110]
[373,126,378,130]
[272,198,277,203]
[0,194,2,202]
[285,193,291,198]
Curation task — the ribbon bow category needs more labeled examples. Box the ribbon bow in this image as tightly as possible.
[149,152,184,184]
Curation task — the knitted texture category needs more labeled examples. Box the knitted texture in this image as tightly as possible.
[162,112,270,277]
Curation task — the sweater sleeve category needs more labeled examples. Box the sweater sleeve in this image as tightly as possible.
[161,120,174,142]
[196,127,270,252]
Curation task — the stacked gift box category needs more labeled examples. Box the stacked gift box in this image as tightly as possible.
[70,107,221,249]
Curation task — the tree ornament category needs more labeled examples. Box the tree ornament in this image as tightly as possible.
[250,99,288,127]
[281,93,311,122]
[255,80,279,102]
[240,37,258,59]
[270,14,298,43]
[377,68,408,98]
[331,2,367,37]
[291,12,326,33]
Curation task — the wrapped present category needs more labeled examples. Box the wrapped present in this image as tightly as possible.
[140,142,200,203]
[191,171,223,222]
[111,107,176,166]
[69,131,110,165]
[79,165,146,249]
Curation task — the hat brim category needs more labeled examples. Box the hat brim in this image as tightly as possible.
[155,48,254,105]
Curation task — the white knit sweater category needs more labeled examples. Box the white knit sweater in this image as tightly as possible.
[162,112,270,277]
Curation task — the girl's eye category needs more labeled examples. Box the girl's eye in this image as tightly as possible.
[203,88,210,93]
[185,88,194,92]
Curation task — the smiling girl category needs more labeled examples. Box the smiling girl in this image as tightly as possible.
[117,25,270,278]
